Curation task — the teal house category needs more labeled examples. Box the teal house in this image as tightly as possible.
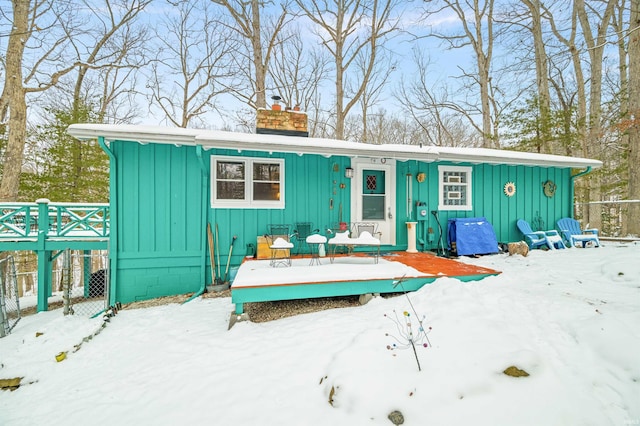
[68,110,602,306]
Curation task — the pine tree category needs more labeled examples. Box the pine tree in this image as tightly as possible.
[20,103,108,203]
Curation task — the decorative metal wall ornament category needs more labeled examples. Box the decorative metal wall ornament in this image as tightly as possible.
[542,180,556,198]
[503,182,516,197]
[416,172,426,183]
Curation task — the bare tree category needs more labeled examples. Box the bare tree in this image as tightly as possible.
[576,0,617,153]
[422,0,498,148]
[367,113,427,145]
[628,0,640,235]
[358,50,397,143]
[542,2,596,225]
[397,50,483,148]
[295,0,402,140]
[543,2,587,151]
[547,59,581,156]
[608,0,629,235]
[575,0,617,229]
[148,0,237,128]
[211,0,292,110]
[51,0,151,198]
[0,0,79,201]
[520,0,552,153]
[70,0,152,123]
[268,27,330,111]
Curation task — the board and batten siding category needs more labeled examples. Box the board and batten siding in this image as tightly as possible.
[113,141,205,303]
[416,161,571,247]
[109,140,574,304]
[208,149,352,259]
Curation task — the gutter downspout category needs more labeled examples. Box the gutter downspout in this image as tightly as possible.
[185,145,209,303]
[570,166,593,219]
[99,137,118,306]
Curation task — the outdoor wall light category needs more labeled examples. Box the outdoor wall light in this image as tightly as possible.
[345,167,354,179]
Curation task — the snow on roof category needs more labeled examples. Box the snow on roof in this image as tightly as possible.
[67,123,602,169]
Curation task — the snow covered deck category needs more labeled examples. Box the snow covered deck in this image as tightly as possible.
[231,251,500,314]
[0,200,109,252]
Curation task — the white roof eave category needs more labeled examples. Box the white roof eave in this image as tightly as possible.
[194,133,439,162]
[67,124,200,145]
[67,124,602,169]
[436,147,602,169]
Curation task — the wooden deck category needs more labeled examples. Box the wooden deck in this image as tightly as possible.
[0,200,109,312]
[230,251,500,314]
[0,200,109,251]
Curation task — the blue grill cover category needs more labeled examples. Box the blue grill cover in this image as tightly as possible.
[447,217,499,256]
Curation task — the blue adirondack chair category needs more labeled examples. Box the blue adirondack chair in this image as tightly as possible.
[516,219,566,250]
[556,218,600,248]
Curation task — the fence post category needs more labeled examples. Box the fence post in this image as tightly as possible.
[83,250,91,298]
[36,199,53,312]
[63,249,71,315]
[0,269,6,338]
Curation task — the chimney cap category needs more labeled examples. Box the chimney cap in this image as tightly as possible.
[271,95,282,102]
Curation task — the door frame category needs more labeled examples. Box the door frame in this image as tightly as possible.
[350,158,396,245]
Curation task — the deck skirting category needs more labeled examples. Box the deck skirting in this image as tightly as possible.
[230,252,500,314]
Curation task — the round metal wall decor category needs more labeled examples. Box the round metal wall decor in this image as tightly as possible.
[542,180,556,198]
[503,182,516,197]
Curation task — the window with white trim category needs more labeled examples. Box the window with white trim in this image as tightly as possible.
[211,156,285,209]
[438,165,472,211]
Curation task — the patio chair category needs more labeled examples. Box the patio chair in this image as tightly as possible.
[516,219,566,250]
[327,230,381,264]
[266,224,294,266]
[266,224,290,241]
[556,217,600,248]
[293,222,317,256]
[352,222,382,239]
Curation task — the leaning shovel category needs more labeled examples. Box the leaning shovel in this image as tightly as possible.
[223,235,237,284]
[207,223,215,285]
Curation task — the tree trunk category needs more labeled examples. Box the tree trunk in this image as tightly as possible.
[474,0,496,148]
[523,0,551,153]
[559,6,588,215]
[335,6,345,141]
[296,0,399,141]
[628,0,640,236]
[614,0,630,235]
[251,0,267,109]
[212,0,291,110]
[478,53,494,148]
[576,0,616,230]
[0,0,30,201]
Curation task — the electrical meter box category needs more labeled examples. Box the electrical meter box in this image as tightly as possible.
[417,202,428,221]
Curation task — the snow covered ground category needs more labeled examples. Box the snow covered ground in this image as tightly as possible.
[1,243,639,425]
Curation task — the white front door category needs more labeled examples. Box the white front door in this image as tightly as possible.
[350,158,396,245]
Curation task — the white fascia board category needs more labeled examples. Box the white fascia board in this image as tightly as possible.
[67,124,439,161]
[195,132,439,162]
[67,124,601,169]
[436,147,603,169]
[67,124,199,145]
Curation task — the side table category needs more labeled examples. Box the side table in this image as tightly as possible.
[306,234,327,266]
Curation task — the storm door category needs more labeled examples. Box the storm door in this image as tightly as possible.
[350,159,396,245]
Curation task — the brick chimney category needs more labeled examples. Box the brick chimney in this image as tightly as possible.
[256,105,308,137]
